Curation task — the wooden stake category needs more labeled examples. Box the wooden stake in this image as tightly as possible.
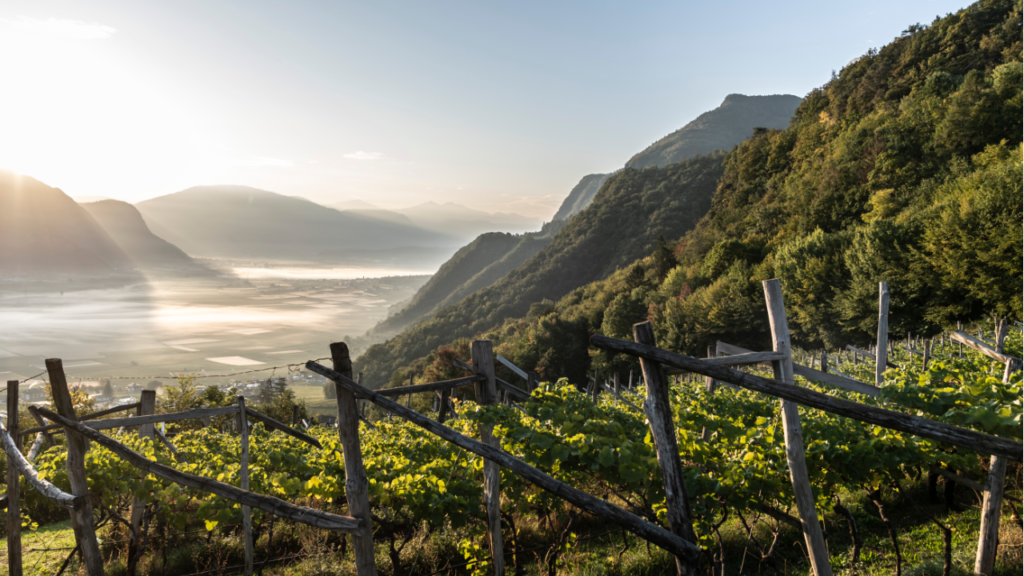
[472,341,504,576]
[128,389,156,571]
[701,346,716,442]
[6,380,23,576]
[634,322,698,576]
[820,350,828,374]
[875,282,890,386]
[26,405,54,447]
[46,359,105,576]
[331,343,376,575]
[975,362,1014,574]
[236,396,253,576]
[922,340,931,372]
[762,281,832,576]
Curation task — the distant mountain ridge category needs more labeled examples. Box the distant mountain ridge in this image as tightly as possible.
[136,185,461,261]
[80,200,211,273]
[0,171,131,273]
[551,93,801,222]
[395,201,542,241]
[356,153,725,386]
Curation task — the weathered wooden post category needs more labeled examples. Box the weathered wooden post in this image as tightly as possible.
[820,350,828,374]
[875,282,890,386]
[26,405,54,447]
[47,359,105,576]
[437,388,451,423]
[633,322,698,576]
[995,317,1008,354]
[6,380,23,576]
[701,345,718,442]
[236,396,253,576]
[974,361,1014,574]
[922,340,931,372]
[762,281,833,576]
[330,343,376,575]
[472,341,504,575]
[128,389,156,573]
[613,372,621,405]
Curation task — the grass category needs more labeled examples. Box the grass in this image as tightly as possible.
[0,520,77,576]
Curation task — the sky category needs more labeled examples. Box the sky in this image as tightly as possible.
[0,0,973,219]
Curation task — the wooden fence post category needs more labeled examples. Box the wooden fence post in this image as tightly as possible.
[237,396,253,576]
[472,341,504,575]
[330,343,376,575]
[875,282,890,386]
[7,380,23,576]
[974,361,1014,574]
[762,281,833,576]
[701,345,717,442]
[922,340,931,372]
[46,359,105,576]
[27,405,54,447]
[633,322,698,576]
[613,372,621,405]
[995,317,1008,354]
[128,389,156,572]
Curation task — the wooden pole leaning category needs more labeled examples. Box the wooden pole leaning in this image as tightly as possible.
[472,340,505,576]
[633,322,698,576]
[974,360,1015,574]
[330,342,376,576]
[7,380,23,576]
[876,282,890,386]
[237,396,253,576]
[128,389,157,570]
[762,280,832,576]
[47,358,105,576]
[26,405,54,447]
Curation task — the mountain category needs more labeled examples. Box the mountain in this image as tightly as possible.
[327,199,379,211]
[626,94,802,170]
[395,202,542,240]
[0,171,130,273]
[356,153,725,386]
[550,173,614,222]
[371,0,1022,389]
[135,186,460,261]
[79,200,211,273]
[550,94,801,222]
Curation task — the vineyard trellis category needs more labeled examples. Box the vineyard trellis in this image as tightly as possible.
[2,278,1022,576]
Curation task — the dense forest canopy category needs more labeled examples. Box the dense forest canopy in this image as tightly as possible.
[365,0,1023,391]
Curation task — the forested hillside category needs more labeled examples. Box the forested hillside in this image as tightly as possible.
[371,0,1022,389]
[369,232,532,338]
[356,153,725,385]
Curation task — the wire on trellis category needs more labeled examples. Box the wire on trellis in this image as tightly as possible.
[6,358,332,385]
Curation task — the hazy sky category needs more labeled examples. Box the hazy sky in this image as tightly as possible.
[0,0,971,219]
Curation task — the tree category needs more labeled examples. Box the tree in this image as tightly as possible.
[653,235,677,282]
[323,382,337,399]
[100,378,114,400]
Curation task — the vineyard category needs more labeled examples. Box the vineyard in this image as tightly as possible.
[1,281,1022,576]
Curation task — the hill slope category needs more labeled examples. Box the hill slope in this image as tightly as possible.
[625,94,801,170]
[80,200,211,272]
[551,93,800,222]
[550,173,614,222]
[356,153,725,385]
[0,172,130,273]
[406,0,1023,389]
[136,186,458,260]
